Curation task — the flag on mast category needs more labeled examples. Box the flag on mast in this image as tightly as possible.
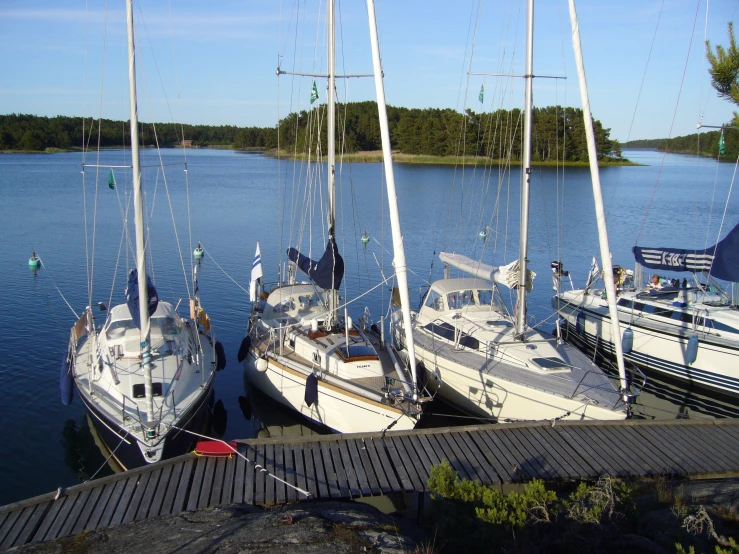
[249,241,263,302]
[108,169,116,190]
[584,256,599,290]
[719,129,726,155]
[478,83,485,104]
[310,80,319,105]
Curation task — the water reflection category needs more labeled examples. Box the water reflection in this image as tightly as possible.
[60,416,116,481]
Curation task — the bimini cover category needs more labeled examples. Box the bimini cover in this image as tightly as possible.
[287,238,344,290]
[126,269,160,329]
[633,221,739,282]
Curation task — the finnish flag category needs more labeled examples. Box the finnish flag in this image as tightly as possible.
[249,241,263,302]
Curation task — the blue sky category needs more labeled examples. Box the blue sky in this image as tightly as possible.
[1,0,737,141]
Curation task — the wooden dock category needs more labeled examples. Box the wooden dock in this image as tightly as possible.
[3,418,739,550]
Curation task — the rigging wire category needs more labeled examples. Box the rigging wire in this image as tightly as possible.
[635,0,703,245]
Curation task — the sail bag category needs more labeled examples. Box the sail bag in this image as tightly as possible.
[287,238,345,290]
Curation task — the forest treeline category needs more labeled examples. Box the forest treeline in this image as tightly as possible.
[623,128,737,158]
[2,103,620,162]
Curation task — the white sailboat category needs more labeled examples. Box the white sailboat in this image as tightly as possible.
[62,0,223,469]
[391,0,628,422]
[554,223,739,397]
[240,0,429,433]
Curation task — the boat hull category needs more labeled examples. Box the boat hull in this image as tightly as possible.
[555,296,739,397]
[414,345,625,422]
[243,351,418,434]
[79,382,214,470]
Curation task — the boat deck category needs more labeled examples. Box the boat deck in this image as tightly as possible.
[414,329,624,410]
[3,419,739,550]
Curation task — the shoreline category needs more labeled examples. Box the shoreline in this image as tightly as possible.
[2,146,640,166]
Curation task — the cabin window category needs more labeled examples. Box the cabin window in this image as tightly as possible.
[447,290,474,310]
[132,382,163,398]
[633,302,645,311]
[106,319,137,339]
[477,289,493,305]
[617,299,633,309]
[424,290,444,311]
[275,298,295,313]
[652,307,674,318]
[151,316,179,335]
[673,312,693,324]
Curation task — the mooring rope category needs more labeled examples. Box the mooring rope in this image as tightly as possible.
[38,257,79,319]
[172,426,312,499]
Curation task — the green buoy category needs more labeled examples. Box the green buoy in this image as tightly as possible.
[361,231,370,244]
[194,241,204,259]
[28,250,40,268]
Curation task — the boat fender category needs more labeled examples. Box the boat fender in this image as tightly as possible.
[237,336,251,363]
[215,341,227,371]
[60,352,73,406]
[685,335,699,365]
[622,328,634,354]
[575,311,586,334]
[305,373,318,407]
[255,357,268,372]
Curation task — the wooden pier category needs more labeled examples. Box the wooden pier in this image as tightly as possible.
[3,418,739,550]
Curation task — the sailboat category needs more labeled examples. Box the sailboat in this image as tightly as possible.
[239,0,429,433]
[62,0,223,469]
[391,0,628,422]
[554,223,739,397]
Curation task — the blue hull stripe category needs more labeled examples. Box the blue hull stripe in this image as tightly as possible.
[563,321,739,394]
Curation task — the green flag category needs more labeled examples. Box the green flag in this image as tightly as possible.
[310,80,318,104]
[479,83,484,104]
[108,169,116,190]
[719,130,726,155]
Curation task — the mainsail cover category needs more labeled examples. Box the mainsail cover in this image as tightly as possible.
[287,238,344,290]
[439,252,535,290]
[633,221,739,282]
[126,269,160,329]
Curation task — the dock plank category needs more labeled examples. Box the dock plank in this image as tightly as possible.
[274,444,287,505]
[426,433,470,480]
[222,454,237,506]
[382,437,414,492]
[187,457,208,512]
[71,487,102,536]
[14,502,49,548]
[347,439,373,496]
[329,441,350,498]
[490,429,540,480]
[93,480,126,531]
[293,444,309,499]
[198,456,217,510]
[607,425,666,476]
[457,431,501,484]
[471,430,519,483]
[234,445,247,505]
[284,444,298,503]
[370,437,402,492]
[363,438,392,494]
[58,489,91,538]
[303,442,320,498]
[85,483,118,531]
[391,436,425,491]
[557,427,614,477]
[210,457,227,508]
[338,440,361,497]
[0,507,23,548]
[109,477,139,527]
[401,434,433,486]
[265,443,276,506]
[171,458,195,515]
[355,439,381,495]
[665,425,732,473]
[319,441,341,498]
[633,426,695,474]
[588,425,645,475]
[575,426,633,476]
[123,472,151,524]
[147,465,173,518]
[32,496,69,543]
[3,505,40,550]
[253,445,266,505]
[508,428,559,480]
[526,427,579,480]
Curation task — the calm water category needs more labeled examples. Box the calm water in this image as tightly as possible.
[0,147,737,505]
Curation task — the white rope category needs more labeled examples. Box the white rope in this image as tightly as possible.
[201,245,250,295]
[171,426,311,499]
[39,257,80,319]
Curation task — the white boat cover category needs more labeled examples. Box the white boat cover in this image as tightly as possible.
[439,252,535,290]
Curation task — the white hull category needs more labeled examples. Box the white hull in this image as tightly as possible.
[243,351,418,433]
[417,347,626,421]
[555,291,739,396]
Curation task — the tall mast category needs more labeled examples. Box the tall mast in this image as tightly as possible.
[366,0,418,399]
[326,0,338,329]
[514,0,534,338]
[126,0,155,428]
[567,0,628,394]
